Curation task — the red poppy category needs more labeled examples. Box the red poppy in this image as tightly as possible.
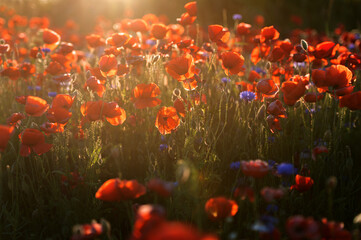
[20,96,49,117]
[291,175,314,193]
[106,33,131,48]
[339,91,361,110]
[304,92,324,103]
[46,107,72,124]
[42,28,60,51]
[208,25,230,46]
[256,79,278,97]
[241,160,269,178]
[155,107,181,135]
[313,41,337,59]
[85,34,105,49]
[221,51,245,76]
[286,215,320,240]
[267,100,286,118]
[19,128,53,157]
[1,66,21,81]
[131,83,162,109]
[52,94,75,109]
[312,65,352,89]
[177,12,196,26]
[0,43,10,54]
[248,70,262,82]
[0,125,14,152]
[129,19,149,33]
[99,54,117,77]
[205,197,238,221]
[165,54,196,81]
[7,113,25,126]
[320,218,352,240]
[95,178,146,202]
[173,97,189,118]
[45,61,66,76]
[81,101,126,126]
[147,178,175,198]
[260,26,280,42]
[260,187,284,202]
[281,75,309,106]
[267,115,282,133]
[40,122,65,135]
[236,22,252,35]
[233,185,255,202]
[312,145,329,160]
[84,76,106,97]
[117,64,129,77]
[268,46,285,62]
[150,23,168,39]
[71,220,103,240]
[184,1,197,17]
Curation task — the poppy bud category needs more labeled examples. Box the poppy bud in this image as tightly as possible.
[301,39,308,52]
[323,129,332,141]
[0,39,5,44]
[86,70,92,79]
[173,88,181,97]
[36,52,43,59]
[265,61,272,70]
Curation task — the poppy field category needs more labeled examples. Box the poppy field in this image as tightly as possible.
[1,1,361,239]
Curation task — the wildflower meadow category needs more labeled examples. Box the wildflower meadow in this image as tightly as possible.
[0,0,361,239]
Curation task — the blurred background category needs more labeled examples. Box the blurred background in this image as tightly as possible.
[2,0,361,34]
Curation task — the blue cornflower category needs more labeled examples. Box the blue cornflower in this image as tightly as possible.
[252,66,266,75]
[48,92,57,97]
[232,14,242,21]
[145,39,157,46]
[221,77,231,83]
[230,161,241,170]
[159,144,168,151]
[277,163,297,175]
[240,91,256,101]
[266,204,279,213]
[41,48,51,53]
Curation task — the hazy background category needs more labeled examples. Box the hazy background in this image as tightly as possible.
[2,0,361,34]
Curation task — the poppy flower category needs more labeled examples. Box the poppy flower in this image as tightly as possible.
[165,54,196,81]
[81,101,126,126]
[233,185,255,202]
[19,128,53,157]
[320,218,352,240]
[117,64,129,77]
[155,107,181,135]
[7,113,25,126]
[312,65,352,89]
[281,75,309,106]
[291,175,314,193]
[52,94,75,109]
[241,160,269,178]
[184,1,197,17]
[85,34,105,49]
[0,43,10,54]
[286,215,320,240]
[177,12,196,26]
[220,51,245,76]
[42,28,61,51]
[106,33,131,47]
[268,46,285,62]
[260,26,280,42]
[84,76,106,97]
[45,61,66,76]
[147,178,175,198]
[131,83,162,109]
[267,100,286,118]
[0,125,14,152]
[256,79,278,97]
[129,19,149,33]
[95,178,146,202]
[208,25,230,46]
[339,91,361,110]
[1,66,21,81]
[312,145,328,160]
[40,122,65,135]
[47,107,72,124]
[99,54,118,77]
[304,92,324,103]
[313,41,336,59]
[267,115,282,133]
[173,97,189,118]
[261,187,284,202]
[21,96,49,117]
[150,23,168,39]
[133,221,217,240]
[236,22,252,35]
[71,220,104,240]
[205,197,238,221]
